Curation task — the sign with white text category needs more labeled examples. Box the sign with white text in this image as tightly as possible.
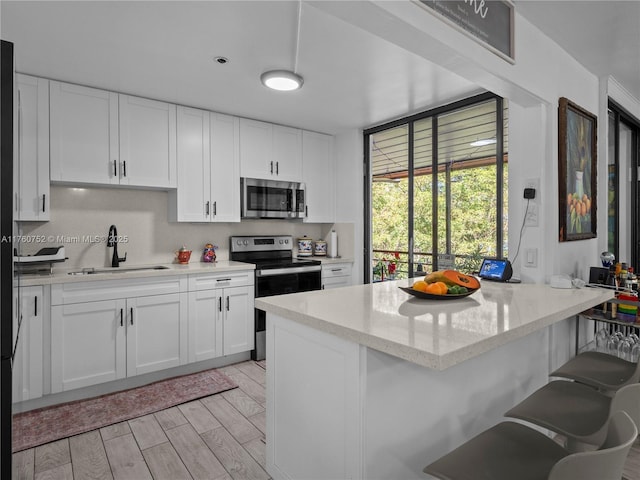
[415,0,514,63]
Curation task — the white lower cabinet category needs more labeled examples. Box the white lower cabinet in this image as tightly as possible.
[126,293,187,377]
[51,299,126,393]
[188,272,255,362]
[50,277,188,393]
[189,288,222,362]
[321,262,353,290]
[12,286,45,402]
[47,270,255,395]
[222,285,254,355]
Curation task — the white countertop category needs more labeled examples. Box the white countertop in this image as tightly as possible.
[17,260,255,286]
[255,278,614,370]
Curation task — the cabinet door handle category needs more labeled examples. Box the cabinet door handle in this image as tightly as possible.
[113,160,117,177]
[216,278,232,283]
[130,307,134,325]
[120,308,123,327]
[123,160,127,177]
[218,297,222,312]
[270,161,274,174]
[276,162,279,175]
[213,201,217,216]
[226,296,230,311]
[34,296,38,317]
[206,201,210,216]
[305,205,308,217]
[42,194,46,213]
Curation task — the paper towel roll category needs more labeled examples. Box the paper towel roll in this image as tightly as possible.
[329,230,337,258]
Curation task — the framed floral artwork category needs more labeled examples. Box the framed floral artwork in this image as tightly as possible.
[558,97,597,241]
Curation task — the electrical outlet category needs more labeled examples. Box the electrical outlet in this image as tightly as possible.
[525,202,538,226]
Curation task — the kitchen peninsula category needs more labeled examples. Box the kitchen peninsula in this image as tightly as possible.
[256,279,614,480]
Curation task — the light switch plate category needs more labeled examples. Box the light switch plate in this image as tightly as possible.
[525,248,537,268]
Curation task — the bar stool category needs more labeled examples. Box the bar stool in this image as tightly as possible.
[504,381,640,451]
[423,411,637,480]
[550,351,640,392]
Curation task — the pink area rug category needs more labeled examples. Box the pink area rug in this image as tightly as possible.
[12,368,237,452]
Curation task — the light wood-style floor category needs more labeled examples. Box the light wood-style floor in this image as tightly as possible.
[10,360,640,480]
[12,361,270,480]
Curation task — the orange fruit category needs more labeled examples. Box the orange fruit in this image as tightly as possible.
[433,281,448,295]
[413,280,429,292]
[425,282,446,295]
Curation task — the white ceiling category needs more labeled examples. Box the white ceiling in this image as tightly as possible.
[516,0,640,101]
[1,1,638,136]
[0,0,480,135]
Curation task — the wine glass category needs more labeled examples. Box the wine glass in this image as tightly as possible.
[606,334,620,357]
[631,341,640,363]
[618,337,633,362]
[595,328,609,352]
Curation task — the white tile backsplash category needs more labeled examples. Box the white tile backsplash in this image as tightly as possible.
[18,186,352,270]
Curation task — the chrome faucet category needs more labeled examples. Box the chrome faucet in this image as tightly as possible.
[107,225,127,267]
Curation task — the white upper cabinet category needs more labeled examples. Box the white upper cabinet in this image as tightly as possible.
[172,106,211,222]
[302,131,335,223]
[239,118,302,182]
[50,81,119,185]
[171,108,240,222]
[272,124,302,182]
[50,81,176,189]
[15,74,50,221]
[210,112,240,222]
[118,95,176,188]
[239,118,272,179]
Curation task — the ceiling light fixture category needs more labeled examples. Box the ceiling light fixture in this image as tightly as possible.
[470,138,497,147]
[261,1,304,91]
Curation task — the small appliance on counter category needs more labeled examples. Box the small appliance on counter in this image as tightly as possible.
[13,246,67,275]
[477,257,513,282]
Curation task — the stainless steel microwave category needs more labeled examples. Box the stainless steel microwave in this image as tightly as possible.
[241,178,306,219]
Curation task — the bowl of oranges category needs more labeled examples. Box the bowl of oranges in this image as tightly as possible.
[399,270,480,300]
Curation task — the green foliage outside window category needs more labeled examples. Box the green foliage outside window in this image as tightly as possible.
[372,164,507,279]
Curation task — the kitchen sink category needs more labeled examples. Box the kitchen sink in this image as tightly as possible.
[68,265,170,275]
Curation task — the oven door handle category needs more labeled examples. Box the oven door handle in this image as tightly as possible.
[256,265,321,277]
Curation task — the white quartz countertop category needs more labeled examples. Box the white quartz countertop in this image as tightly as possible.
[255,278,615,370]
[17,260,255,286]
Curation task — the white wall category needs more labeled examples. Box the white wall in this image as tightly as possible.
[328,2,611,284]
[334,129,364,285]
[18,185,330,270]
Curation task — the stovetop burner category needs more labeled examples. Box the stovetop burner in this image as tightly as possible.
[229,235,321,271]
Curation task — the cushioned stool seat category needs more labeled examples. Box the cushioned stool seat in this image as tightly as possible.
[505,381,640,450]
[423,411,637,480]
[550,351,640,392]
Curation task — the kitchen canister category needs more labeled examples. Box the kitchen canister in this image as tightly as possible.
[298,236,313,257]
[313,239,327,256]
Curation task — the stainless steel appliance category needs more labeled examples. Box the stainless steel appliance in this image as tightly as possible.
[230,235,321,360]
[241,177,306,219]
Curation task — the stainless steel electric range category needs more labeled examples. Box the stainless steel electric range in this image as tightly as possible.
[229,235,321,360]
